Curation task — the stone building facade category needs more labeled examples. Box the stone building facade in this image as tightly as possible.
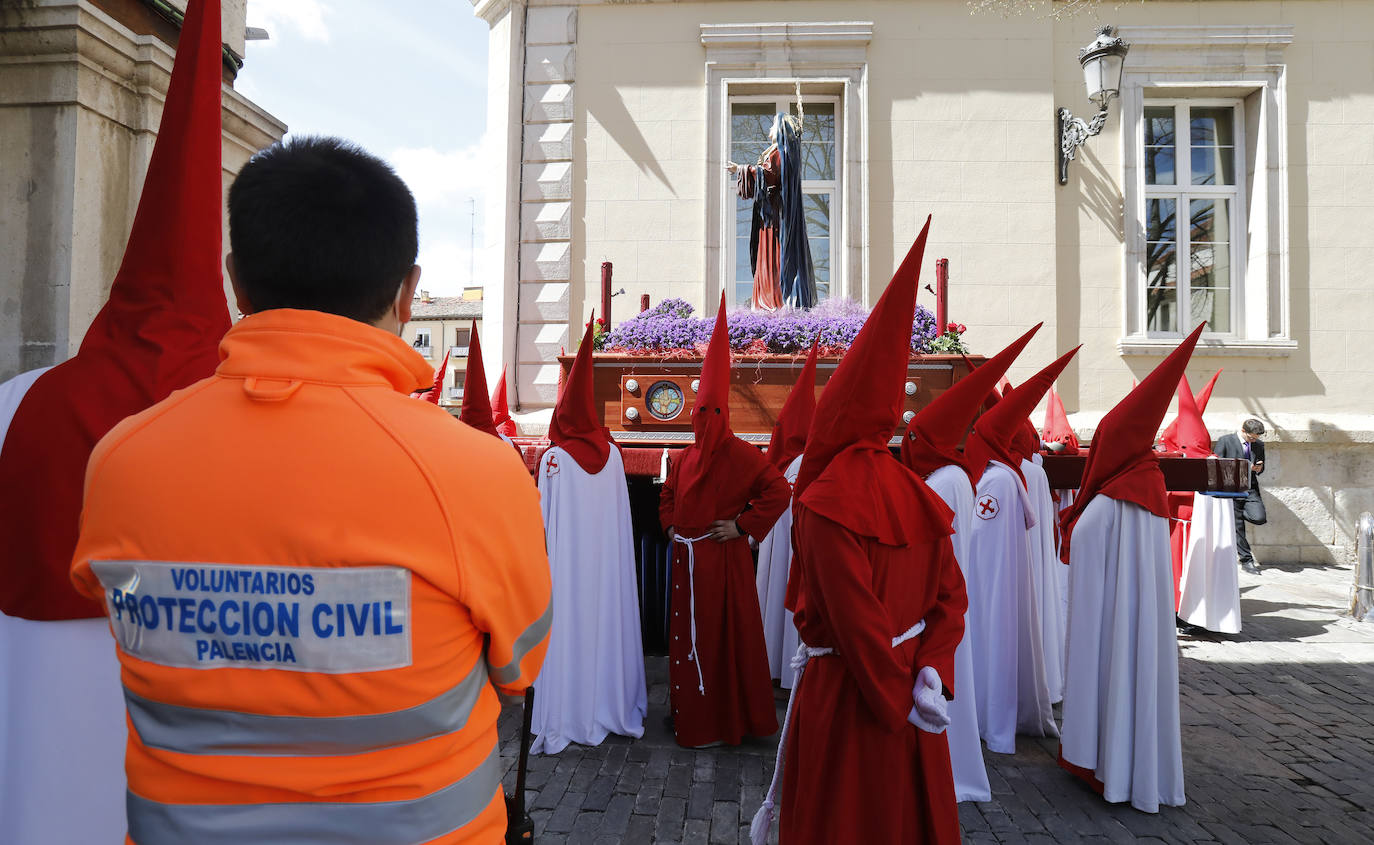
[404,292,486,410]
[0,0,283,379]
[470,0,1374,565]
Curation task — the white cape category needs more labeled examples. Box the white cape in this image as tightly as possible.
[1023,459,1065,704]
[532,445,647,754]
[0,367,129,843]
[756,454,802,688]
[924,464,992,803]
[966,461,1057,754]
[1178,492,1242,633]
[1061,495,1185,813]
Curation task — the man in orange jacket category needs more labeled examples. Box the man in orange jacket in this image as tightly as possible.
[71,136,552,845]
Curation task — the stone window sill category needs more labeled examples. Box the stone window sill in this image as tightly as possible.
[1116,337,1298,358]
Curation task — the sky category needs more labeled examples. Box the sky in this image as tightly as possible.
[235,0,493,296]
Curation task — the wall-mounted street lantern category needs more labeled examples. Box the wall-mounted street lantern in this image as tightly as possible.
[1057,25,1130,185]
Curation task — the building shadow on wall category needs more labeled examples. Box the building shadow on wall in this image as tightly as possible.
[585,87,677,198]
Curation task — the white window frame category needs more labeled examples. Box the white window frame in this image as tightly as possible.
[701,22,872,306]
[726,93,842,308]
[1140,98,1246,339]
[413,329,432,357]
[1117,25,1295,357]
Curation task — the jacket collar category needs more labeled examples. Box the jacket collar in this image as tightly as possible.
[216,309,433,394]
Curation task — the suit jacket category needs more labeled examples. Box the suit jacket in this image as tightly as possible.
[1214,432,1265,489]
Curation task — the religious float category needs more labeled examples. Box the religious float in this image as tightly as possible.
[562,297,975,447]
[548,296,1252,495]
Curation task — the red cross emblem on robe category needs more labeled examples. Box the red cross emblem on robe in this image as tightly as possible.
[976,494,1000,520]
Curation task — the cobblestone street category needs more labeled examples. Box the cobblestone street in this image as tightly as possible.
[500,560,1374,844]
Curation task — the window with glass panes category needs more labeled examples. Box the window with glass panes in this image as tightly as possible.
[729,96,838,308]
[1142,101,1243,335]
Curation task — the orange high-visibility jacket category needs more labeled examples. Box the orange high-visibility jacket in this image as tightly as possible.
[71,309,552,845]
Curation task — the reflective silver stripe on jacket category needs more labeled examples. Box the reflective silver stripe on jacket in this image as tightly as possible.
[488,602,553,686]
[126,744,502,845]
[125,660,490,757]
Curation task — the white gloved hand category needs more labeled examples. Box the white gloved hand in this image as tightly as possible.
[906,666,950,734]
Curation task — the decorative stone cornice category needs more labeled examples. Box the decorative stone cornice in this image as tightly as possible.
[471,0,515,26]
[700,21,874,49]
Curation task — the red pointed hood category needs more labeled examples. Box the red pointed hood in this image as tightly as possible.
[1041,387,1080,454]
[0,0,230,621]
[492,365,517,437]
[672,292,739,505]
[550,314,613,473]
[766,339,820,471]
[1194,368,1221,413]
[1060,323,1207,563]
[1164,375,1214,457]
[458,321,500,438]
[901,323,1040,482]
[692,292,733,455]
[794,216,953,546]
[417,349,449,404]
[965,345,1081,487]
[1160,368,1221,450]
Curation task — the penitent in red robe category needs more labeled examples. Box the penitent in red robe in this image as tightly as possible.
[777,218,965,844]
[659,437,789,747]
[781,504,966,844]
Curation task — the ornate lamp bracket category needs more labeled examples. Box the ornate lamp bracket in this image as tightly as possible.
[1057,105,1110,185]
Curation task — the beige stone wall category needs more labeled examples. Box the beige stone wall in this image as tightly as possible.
[527,0,1374,563]
[402,317,486,408]
[0,0,284,382]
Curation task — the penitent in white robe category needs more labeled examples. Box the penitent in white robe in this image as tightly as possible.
[755,454,802,688]
[1022,459,1066,704]
[0,367,130,843]
[1178,492,1242,634]
[532,445,647,754]
[924,464,992,803]
[1061,495,1185,813]
[967,461,1058,754]
[1053,488,1077,651]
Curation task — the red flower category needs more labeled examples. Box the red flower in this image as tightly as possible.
[596,317,606,326]
[945,322,961,334]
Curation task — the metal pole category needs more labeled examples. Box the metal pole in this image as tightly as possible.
[1353,512,1374,622]
[935,258,949,331]
[468,197,476,289]
[641,294,651,313]
[601,262,613,333]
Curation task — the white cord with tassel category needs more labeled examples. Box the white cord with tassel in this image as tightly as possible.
[749,619,927,845]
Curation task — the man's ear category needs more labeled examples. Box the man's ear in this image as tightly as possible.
[396,265,421,324]
[226,253,255,316]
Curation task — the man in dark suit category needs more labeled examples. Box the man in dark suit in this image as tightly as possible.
[1215,419,1268,574]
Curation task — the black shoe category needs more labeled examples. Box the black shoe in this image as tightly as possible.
[1176,619,1204,635]
[1241,560,1261,575]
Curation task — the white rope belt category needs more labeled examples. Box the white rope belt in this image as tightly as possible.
[749,618,926,845]
[672,533,713,696]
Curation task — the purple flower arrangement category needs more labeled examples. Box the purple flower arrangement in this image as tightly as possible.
[604,297,939,356]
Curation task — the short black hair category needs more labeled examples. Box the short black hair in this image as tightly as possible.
[228,136,418,323]
[1242,418,1266,436]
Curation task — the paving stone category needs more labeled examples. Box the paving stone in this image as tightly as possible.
[686,780,714,820]
[682,818,711,844]
[598,793,634,837]
[709,800,739,844]
[653,796,687,842]
[625,813,657,843]
[567,810,601,844]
